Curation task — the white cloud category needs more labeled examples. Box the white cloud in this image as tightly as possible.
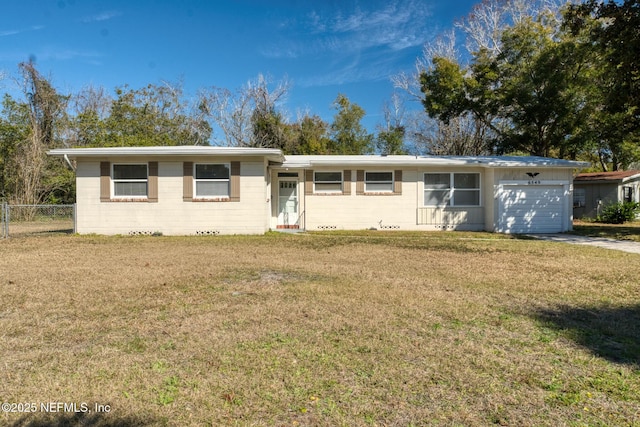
[262,0,434,59]
[38,48,103,62]
[298,50,406,88]
[80,11,122,23]
[0,25,44,37]
[308,0,433,52]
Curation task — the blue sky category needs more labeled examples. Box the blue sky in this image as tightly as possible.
[0,0,478,138]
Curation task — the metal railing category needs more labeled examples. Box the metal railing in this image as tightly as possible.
[1,203,75,238]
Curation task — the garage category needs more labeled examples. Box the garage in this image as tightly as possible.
[498,184,567,233]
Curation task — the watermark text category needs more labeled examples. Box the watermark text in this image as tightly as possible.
[1,402,111,414]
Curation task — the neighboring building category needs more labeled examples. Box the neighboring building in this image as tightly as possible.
[573,170,640,219]
[48,146,588,235]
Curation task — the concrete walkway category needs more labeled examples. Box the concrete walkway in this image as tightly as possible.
[529,234,640,255]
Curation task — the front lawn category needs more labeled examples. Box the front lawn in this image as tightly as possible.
[1,232,638,426]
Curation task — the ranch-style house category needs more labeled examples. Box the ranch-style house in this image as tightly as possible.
[48,146,588,235]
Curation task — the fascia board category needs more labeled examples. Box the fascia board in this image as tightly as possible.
[48,147,285,162]
[281,155,588,169]
[621,173,640,184]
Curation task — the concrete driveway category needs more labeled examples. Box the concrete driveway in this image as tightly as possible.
[530,234,640,255]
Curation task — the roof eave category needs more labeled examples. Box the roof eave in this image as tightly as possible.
[622,173,640,183]
[280,156,589,169]
[47,147,285,163]
[574,172,640,184]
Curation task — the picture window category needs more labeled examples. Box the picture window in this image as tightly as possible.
[424,173,480,206]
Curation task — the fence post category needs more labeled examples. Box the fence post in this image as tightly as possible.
[5,203,9,238]
[1,202,7,238]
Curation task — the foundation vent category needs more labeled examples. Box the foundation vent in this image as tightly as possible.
[379,225,401,230]
[128,230,154,236]
[435,225,456,230]
[317,225,338,230]
[195,230,221,236]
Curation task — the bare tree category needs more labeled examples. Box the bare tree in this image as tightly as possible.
[73,85,111,118]
[381,91,406,131]
[455,0,568,57]
[61,84,112,148]
[409,113,492,156]
[391,29,458,101]
[200,74,290,147]
[11,61,67,205]
[199,87,250,146]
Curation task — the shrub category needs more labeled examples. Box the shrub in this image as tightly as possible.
[597,202,640,224]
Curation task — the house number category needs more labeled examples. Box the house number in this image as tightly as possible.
[527,180,541,185]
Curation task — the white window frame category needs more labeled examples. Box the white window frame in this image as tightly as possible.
[622,186,634,203]
[112,163,148,199]
[314,171,343,193]
[193,163,230,199]
[365,171,394,193]
[423,172,481,207]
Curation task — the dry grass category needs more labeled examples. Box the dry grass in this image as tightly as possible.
[4,219,74,237]
[0,231,639,426]
[573,220,640,242]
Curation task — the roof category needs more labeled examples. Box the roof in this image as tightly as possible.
[47,146,285,162]
[281,155,589,168]
[47,147,588,169]
[574,170,640,183]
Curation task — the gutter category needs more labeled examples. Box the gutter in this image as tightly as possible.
[64,154,76,172]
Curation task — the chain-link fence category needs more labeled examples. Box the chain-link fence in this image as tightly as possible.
[1,203,75,238]
[1,202,7,238]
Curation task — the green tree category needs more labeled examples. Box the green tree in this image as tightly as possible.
[420,14,592,158]
[396,0,564,156]
[102,83,211,147]
[329,94,373,154]
[287,114,331,155]
[66,85,110,147]
[250,107,288,149]
[565,0,640,170]
[0,95,29,200]
[375,126,406,155]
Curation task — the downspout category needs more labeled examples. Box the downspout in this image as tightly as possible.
[64,154,76,172]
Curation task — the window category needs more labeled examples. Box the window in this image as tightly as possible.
[113,164,148,198]
[623,186,634,203]
[573,188,586,207]
[194,164,230,198]
[314,171,342,193]
[424,173,450,205]
[424,173,480,206]
[365,172,393,192]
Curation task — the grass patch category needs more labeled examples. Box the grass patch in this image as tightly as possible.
[572,220,640,242]
[0,231,639,426]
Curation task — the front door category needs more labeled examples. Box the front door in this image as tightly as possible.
[278,180,299,228]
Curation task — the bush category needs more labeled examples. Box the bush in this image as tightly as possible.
[597,202,640,224]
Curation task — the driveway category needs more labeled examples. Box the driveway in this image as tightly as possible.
[530,234,640,255]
